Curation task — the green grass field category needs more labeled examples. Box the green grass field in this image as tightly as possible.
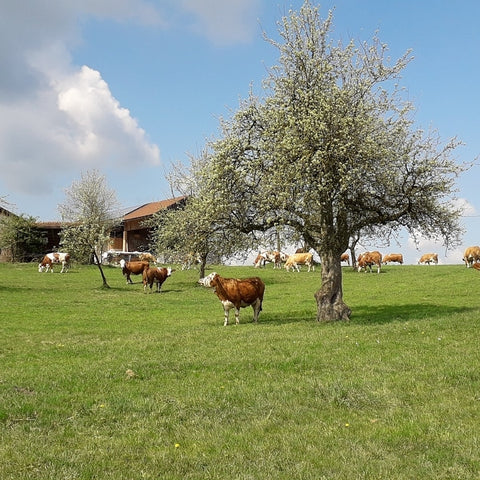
[1,262,479,479]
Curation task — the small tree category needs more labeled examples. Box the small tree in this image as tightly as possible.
[203,1,467,321]
[0,214,46,262]
[58,170,120,288]
[151,151,254,278]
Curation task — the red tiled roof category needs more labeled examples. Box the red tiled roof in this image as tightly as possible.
[123,196,187,220]
[35,221,63,228]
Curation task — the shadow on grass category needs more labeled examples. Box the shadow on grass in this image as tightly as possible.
[260,303,477,326]
[352,303,477,325]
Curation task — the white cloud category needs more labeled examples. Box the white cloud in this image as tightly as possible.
[56,66,160,165]
[0,0,263,215]
[455,197,476,217]
[0,0,162,198]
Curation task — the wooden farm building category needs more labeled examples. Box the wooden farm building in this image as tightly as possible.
[35,196,187,253]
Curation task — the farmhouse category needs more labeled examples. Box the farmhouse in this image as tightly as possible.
[119,196,186,251]
[34,196,187,254]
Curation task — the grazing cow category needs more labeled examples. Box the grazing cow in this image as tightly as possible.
[340,253,350,265]
[264,250,285,269]
[120,259,149,284]
[38,252,70,273]
[462,246,480,268]
[284,252,315,272]
[198,272,265,326]
[383,253,403,265]
[253,253,266,268]
[143,266,172,293]
[418,253,438,265]
[357,251,382,273]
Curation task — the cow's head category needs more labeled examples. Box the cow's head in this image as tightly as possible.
[198,272,217,287]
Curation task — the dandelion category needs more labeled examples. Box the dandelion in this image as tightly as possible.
[345,423,350,427]
[174,443,180,448]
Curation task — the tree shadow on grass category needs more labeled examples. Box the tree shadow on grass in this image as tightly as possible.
[260,303,477,326]
[349,303,477,325]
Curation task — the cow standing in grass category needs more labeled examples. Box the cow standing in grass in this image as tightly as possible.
[284,253,315,272]
[357,251,382,273]
[120,259,149,284]
[418,253,438,265]
[199,272,265,326]
[38,252,70,273]
[462,246,480,268]
[143,266,172,293]
[383,253,403,265]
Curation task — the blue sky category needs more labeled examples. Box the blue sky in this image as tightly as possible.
[1,0,479,264]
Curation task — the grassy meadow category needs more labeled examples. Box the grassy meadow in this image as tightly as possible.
[1,261,479,479]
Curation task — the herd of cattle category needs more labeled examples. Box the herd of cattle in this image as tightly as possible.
[37,246,480,326]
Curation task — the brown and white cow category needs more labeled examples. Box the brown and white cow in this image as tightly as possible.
[38,252,70,273]
[462,246,480,268]
[418,253,438,265]
[340,253,350,265]
[285,252,315,272]
[120,259,150,284]
[143,266,172,293]
[265,250,285,269]
[383,253,403,265]
[253,253,266,268]
[255,251,287,269]
[357,251,382,273]
[198,272,265,326]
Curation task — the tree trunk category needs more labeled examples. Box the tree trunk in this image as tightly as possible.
[93,251,110,288]
[314,253,351,322]
[199,252,208,279]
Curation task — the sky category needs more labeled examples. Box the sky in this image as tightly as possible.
[1,0,479,265]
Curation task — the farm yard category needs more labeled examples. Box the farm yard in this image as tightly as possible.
[1,261,480,479]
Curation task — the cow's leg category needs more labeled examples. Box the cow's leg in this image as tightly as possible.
[252,299,262,323]
[223,308,229,326]
[235,308,240,325]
